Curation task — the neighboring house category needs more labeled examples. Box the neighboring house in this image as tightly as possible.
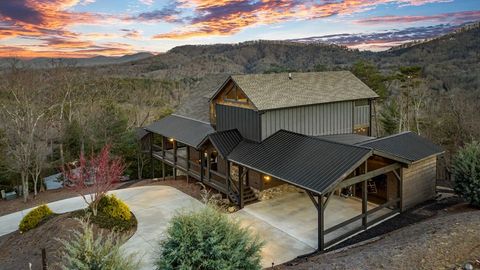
[142,71,443,250]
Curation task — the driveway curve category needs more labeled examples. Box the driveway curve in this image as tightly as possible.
[0,186,313,269]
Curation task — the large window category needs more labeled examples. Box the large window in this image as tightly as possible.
[224,84,248,103]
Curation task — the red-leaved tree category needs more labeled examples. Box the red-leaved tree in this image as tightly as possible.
[62,145,125,216]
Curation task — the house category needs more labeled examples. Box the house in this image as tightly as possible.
[142,71,443,250]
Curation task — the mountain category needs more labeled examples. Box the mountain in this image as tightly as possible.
[98,22,479,94]
[0,52,154,69]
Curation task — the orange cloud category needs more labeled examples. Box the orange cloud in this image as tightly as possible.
[154,0,453,39]
[355,10,480,24]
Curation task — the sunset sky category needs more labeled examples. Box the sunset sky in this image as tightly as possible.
[0,0,479,58]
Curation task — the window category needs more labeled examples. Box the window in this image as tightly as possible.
[224,84,248,103]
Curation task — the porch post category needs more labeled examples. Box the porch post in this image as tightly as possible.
[200,149,204,182]
[362,162,368,228]
[226,161,230,193]
[318,193,325,251]
[186,146,190,182]
[161,136,165,180]
[149,133,154,179]
[239,166,244,208]
[173,140,177,180]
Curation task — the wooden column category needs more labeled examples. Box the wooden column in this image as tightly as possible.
[226,161,230,193]
[239,166,244,208]
[186,146,190,182]
[318,194,325,251]
[362,162,368,228]
[206,150,211,182]
[173,140,177,180]
[200,150,204,182]
[149,133,154,179]
[161,136,165,180]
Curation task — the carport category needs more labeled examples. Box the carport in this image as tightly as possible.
[228,130,403,250]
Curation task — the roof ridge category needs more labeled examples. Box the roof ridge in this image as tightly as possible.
[275,129,373,151]
[356,131,413,145]
[171,113,212,125]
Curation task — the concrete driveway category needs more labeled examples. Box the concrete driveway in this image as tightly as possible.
[0,186,319,269]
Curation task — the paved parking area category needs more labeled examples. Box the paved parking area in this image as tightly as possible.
[1,186,391,269]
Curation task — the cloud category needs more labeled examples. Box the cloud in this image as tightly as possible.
[356,10,480,25]
[288,23,470,51]
[153,0,454,39]
[133,5,182,23]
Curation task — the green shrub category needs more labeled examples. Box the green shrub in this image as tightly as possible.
[19,205,53,232]
[97,194,132,221]
[155,206,264,270]
[453,141,480,207]
[59,219,139,270]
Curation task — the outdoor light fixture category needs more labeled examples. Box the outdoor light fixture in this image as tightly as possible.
[263,175,271,181]
[168,138,174,142]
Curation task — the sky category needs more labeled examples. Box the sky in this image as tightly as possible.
[0,0,479,58]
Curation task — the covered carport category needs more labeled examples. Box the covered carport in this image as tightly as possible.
[227,130,403,250]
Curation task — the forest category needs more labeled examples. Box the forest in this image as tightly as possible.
[0,23,478,202]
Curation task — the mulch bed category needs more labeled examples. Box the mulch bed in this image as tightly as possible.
[0,212,137,270]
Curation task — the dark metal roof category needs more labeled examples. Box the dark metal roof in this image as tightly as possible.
[144,114,214,148]
[357,132,443,163]
[204,129,243,158]
[135,127,149,140]
[317,134,375,145]
[228,130,372,194]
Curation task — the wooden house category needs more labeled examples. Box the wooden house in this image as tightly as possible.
[143,71,443,250]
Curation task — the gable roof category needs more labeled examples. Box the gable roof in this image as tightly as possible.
[228,130,372,194]
[175,74,228,122]
[144,114,214,148]
[357,132,444,163]
[211,71,378,111]
[203,129,243,158]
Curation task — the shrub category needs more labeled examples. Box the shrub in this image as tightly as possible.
[19,205,53,232]
[97,194,132,221]
[453,141,480,207]
[155,206,264,270]
[59,219,139,270]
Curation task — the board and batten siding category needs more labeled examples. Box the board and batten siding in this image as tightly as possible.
[216,104,262,142]
[401,156,437,211]
[261,101,358,140]
[354,104,370,128]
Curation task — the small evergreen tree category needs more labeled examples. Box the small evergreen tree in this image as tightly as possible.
[155,206,264,270]
[453,141,480,207]
[59,219,139,270]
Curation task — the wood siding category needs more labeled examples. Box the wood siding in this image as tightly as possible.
[401,156,437,210]
[260,101,356,140]
[216,104,262,142]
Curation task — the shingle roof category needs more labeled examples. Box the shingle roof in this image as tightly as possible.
[221,71,378,111]
[175,74,228,122]
[204,129,243,158]
[317,133,375,145]
[228,130,372,194]
[144,115,214,148]
[357,132,444,163]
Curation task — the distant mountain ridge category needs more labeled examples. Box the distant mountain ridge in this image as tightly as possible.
[0,52,154,69]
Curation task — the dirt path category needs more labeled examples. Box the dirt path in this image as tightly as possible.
[280,210,480,270]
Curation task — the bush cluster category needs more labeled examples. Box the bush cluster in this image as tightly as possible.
[59,218,139,270]
[18,205,53,233]
[98,194,132,221]
[453,141,480,207]
[155,206,264,270]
